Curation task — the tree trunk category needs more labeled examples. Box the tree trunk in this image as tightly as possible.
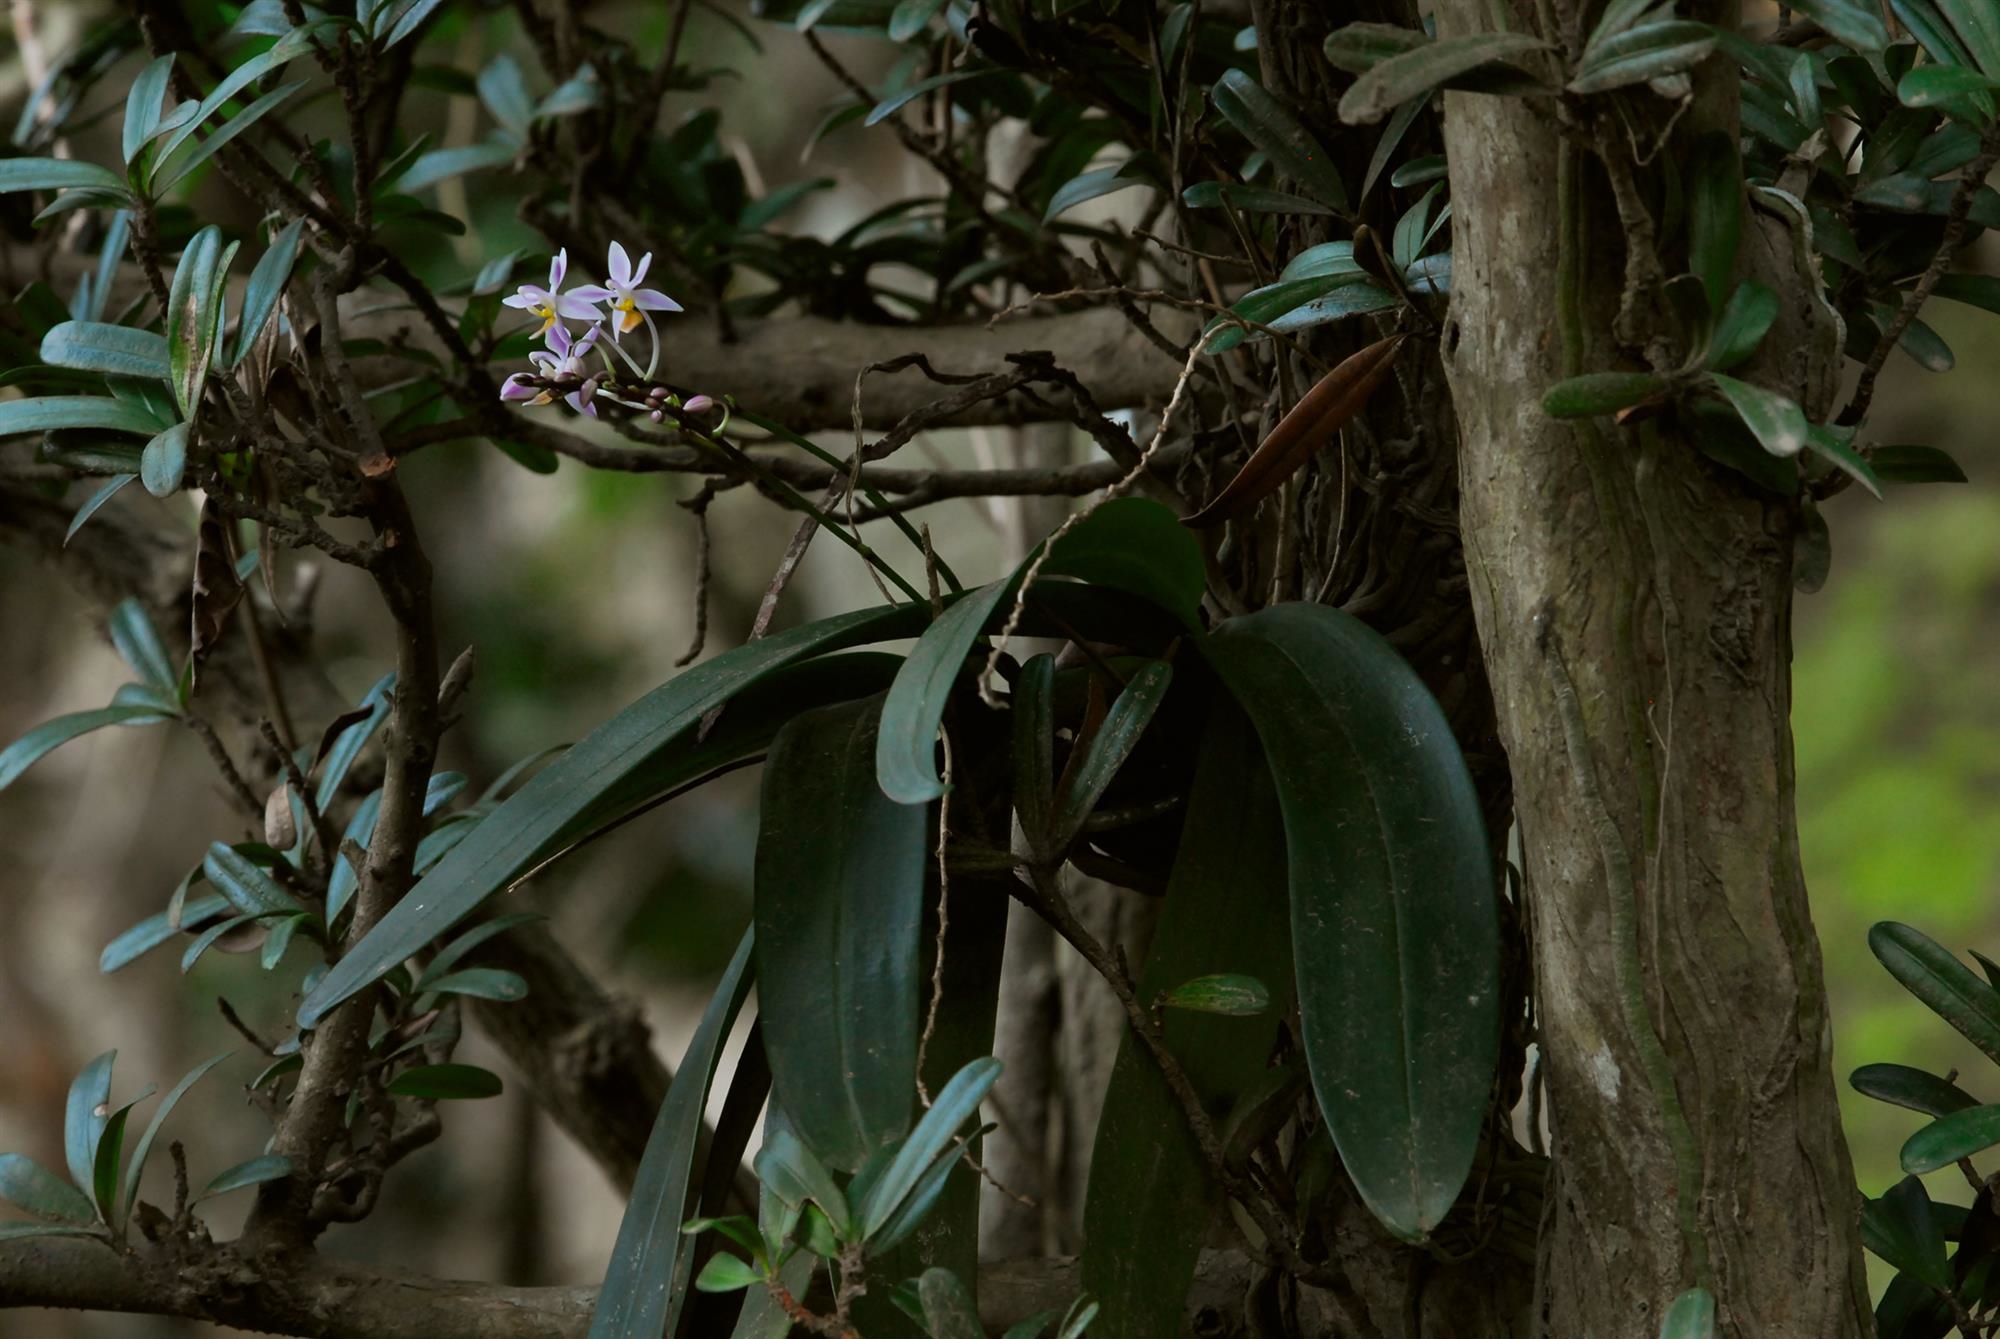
[1433,4,1871,1334]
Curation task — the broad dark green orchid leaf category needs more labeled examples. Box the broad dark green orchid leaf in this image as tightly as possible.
[1862,1175,1953,1291]
[757,696,925,1172]
[1083,705,1291,1339]
[1204,604,1496,1242]
[1852,1062,1980,1118]
[877,498,1203,806]
[1870,921,2000,1065]
[1901,1103,2000,1174]
[589,931,755,1339]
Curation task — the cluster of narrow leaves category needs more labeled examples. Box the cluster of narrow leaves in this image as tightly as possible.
[0,597,532,1116]
[1328,4,1980,542]
[1854,922,2000,1335]
[267,498,1500,1337]
[0,1050,287,1246]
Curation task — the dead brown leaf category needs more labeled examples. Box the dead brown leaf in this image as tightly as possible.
[1183,332,1407,528]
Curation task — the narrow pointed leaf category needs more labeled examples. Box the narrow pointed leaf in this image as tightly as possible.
[1569,22,1717,94]
[1205,605,1495,1241]
[92,1098,146,1221]
[1870,921,2000,1065]
[1789,0,1890,51]
[197,1154,293,1200]
[415,913,543,988]
[181,914,257,973]
[154,30,315,167]
[420,967,528,1002]
[1051,661,1172,846]
[1686,131,1741,309]
[315,673,397,810]
[0,396,167,437]
[1339,32,1552,124]
[167,225,226,420]
[877,583,1015,807]
[589,930,755,1339]
[124,56,176,165]
[1044,163,1149,223]
[876,499,1200,806]
[1938,0,2000,78]
[866,70,995,126]
[757,697,924,1172]
[1212,69,1347,211]
[233,217,306,366]
[1586,0,1656,49]
[109,599,178,697]
[1012,654,1057,851]
[1704,282,1778,371]
[1805,424,1883,499]
[396,139,518,192]
[1179,180,1333,214]
[40,322,171,381]
[0,159,128,195]
[122,1051,230,1223]
[0,1154,98,1225]
[1,707,164,794]
[155,79,310,195]
[66,475,139,545]
[298,613,925,1029]
[866,1135,964,1253]
[99,894,229,973]
[860,1057,1001,1238]
[753,1126,854,1233]
[203,842,306,917]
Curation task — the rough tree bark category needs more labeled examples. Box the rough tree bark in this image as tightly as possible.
[1434,2,1871,1334]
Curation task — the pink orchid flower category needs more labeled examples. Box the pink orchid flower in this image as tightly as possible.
[502,249,602,333]
[518,322,603,416]
[572,241,682,339]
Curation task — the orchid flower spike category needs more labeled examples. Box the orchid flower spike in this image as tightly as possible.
[572,242,682,339]
[502,249,601,333]
[524,322,604,416]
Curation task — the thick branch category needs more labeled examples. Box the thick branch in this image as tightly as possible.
[4,248,1188,431]
[0,1236,1285,1339]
